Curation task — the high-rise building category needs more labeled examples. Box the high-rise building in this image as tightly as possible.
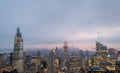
[63,41,68,62]
[95,41,107,66]
[116,54,120,72]
[108,48,117,59]
[96,41,107,60]
[13,27,24,73]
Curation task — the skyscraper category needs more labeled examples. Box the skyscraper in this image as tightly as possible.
[13,27,24,73]
[63,41,68,62]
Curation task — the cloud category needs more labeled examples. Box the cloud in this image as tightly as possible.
[0,0,120,50]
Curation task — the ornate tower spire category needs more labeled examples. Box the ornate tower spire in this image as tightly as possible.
[16,27,21,37]
[17,27,19,33]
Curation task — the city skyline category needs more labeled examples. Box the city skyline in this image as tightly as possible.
[0,0,120,50]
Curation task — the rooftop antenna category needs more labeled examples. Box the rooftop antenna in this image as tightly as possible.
[16,24,23,33]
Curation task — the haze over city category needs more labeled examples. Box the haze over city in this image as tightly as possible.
[0,0,120,50]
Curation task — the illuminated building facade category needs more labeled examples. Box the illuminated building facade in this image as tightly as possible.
[108,48,117,59]
[69,56,81,72]
[115,54,120,73]
[96,41,107,65]
[13,27,24,73]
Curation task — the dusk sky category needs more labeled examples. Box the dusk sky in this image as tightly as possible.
[0,0,120,50]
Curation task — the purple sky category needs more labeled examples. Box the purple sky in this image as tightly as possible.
[0,0,120,50]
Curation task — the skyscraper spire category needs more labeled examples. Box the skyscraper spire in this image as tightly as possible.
[64,41,68,46]
[17,27,20,33]
[16,27,21,37]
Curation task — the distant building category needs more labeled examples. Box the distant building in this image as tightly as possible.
[37,51,41,60]
[24,55,32,73]
[63,41,69,62]
[13,27,24,73]
[55,47,59,58]
[91,55,97,66]
[96,41,107,65]
[108,48,117,59]
[87,66,106,73]
[116,52,120,72]
[0,52,13,73]
[69,56,81,72]
[115,61,120,73]
[87,58,92,67]
[0,52,10,67]
[86,50,89,58]
[96,41,107,57]
[108,48,116,54]
[32,56,39,73]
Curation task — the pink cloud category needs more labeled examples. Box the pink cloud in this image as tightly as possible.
[24,42,120,51]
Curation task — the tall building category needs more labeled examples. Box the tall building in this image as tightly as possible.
[96,41,107,66]
[96,41,107,60]
[13,27,24,73]
[63,41,69,63]
[63,41,69,65]
[116,54,120,72]
[108,48,117,59]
